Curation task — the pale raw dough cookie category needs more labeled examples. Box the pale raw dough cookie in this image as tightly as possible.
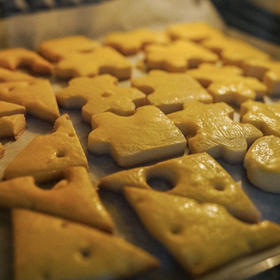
[244,135,280,193]
[56,74,146,123]
[39,35,100,62]
[132,70,212,114]
[144,40,218,72]
[88,105,186,167]
[0,67,35,82]
[0,114,25,139]
[0,80,60,122]
[0,167,114,232]
[55,47,131,80]
[99,153,260,223]
[13,209,159,280]
[0,48,53,75]
[125,188,280,276]
[104,28,169,55]
[4,114,88,183]
[168,101,263,163]
[240,100,280,137]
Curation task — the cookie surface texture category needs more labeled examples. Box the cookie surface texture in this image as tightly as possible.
[88,105,186,167]
[124,188,280,276]
[168,101,263,163]
[56,75,146,123]
[13,209,159,280]
[0,67,35,82]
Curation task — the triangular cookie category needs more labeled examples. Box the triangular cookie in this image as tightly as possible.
[13,209,159,280]
[4,114,88,183]
[0,114,25,139]
[125,188,280,276]
[0,101,25,117]
[0,67,35,82]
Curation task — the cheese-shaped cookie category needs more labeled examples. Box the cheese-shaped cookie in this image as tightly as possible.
[244,135,280,193]
[144,40,218,72]
[4,114,88,183]
[0,67,35,82]
[0,80,60,122]
[39,35,100,62]
[168,101,263,163]
[0,167,114,232]
[0,101,25,117]
[132,70,212,114]
[104,29,169,55]
[88,105,186,167]
[99,153,260,223]
[125,188,280,276]
[0,48,53,75]
[56,75,146,123]
[13,209,159,280]
[0,114,25,139]
[55,47,131,80]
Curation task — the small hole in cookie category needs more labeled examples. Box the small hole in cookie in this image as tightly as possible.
[42,272,51,280]
[56,150,65,158]
[147,176,174,192]
[214,183,225,191]
[61,221,69,228]
[79,247,92,259]
[8,87,15,91]
[68,132,75,137]
[171,225,183,234]
[102,92,112,98]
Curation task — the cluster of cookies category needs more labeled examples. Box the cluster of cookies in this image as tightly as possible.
[0,22,280,279]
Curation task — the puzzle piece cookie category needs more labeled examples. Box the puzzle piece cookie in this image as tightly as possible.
[0,48,53,75]
[55,47,131,80]
[168,101,263,163]
[0,80,59,122]
[99,153,260,223]
[244,135,280,193]
[144,40,218,72]
[56,74,146,123]
[131,70,212,114]
[0,114,25,139]
[125,188,280,276]
[13,209,159,280]
[104,28,169,55]
[0,67,35,82]
[88,105,186,167]
[4,114,88,183]
[39,35,100,62]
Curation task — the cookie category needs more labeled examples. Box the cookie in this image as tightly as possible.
[144,40,218,72]
[0,167,114,232]
[56,74,146,123]
[244,135,280,193]
[0,114,25,139]
[131,70,212,114]
[0,48,53,75]
[99,153,260,223]
[55,47,131,80]
[0,80,60,122]
[240,100,280,137]
[104,28,169,55]
[125,188,280,276]
[0,67,35,82]
[168,101,263,163]
[13,209,159,280]
[4,114,88,183]
[0,143,4,159]
[88,105,186,167]
[39,35,100,62]
[0,101,25,117]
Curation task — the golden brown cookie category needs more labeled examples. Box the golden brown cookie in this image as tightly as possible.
[13,209,159,280]
[0,114,25,139]
[88,105,186,167]
[99,153,260,223]
[39,35,100,62]
[0,143,4,159]
[168,101,263,163]
[56,74,146,123]
[0,101,25,117]
[132,70,212,113]
[0,67,35,82]
[4,114,88,183]
[125,188,280,276]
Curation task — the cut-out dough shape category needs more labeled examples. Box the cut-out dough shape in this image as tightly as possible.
[125,188,280,276]
[0,48,53,75]
[4,114,88,183]
[13,209,159,280]
[132,70,213,114]
[144,40,218,72]
[39,35,101,62]
[0,166,114,232]
[88,105,186,167]
[56,74,146,123]
[104,28,169,55]
[244,135,280,193]
[99,153,260,223]
[0,80,60,122]
[0,67,35,82]
[0,114,25,139]
[168,101,263,163]
[240,100,280,137]
[55,47,131,80]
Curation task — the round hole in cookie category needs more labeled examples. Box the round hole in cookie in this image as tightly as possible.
[214,183,225,191]
[68,132,75,137]
[102,92,112,98]
[56,150,65,158]
[147,176,174,192]
[79,247,92,259]
[170,224,183,235]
